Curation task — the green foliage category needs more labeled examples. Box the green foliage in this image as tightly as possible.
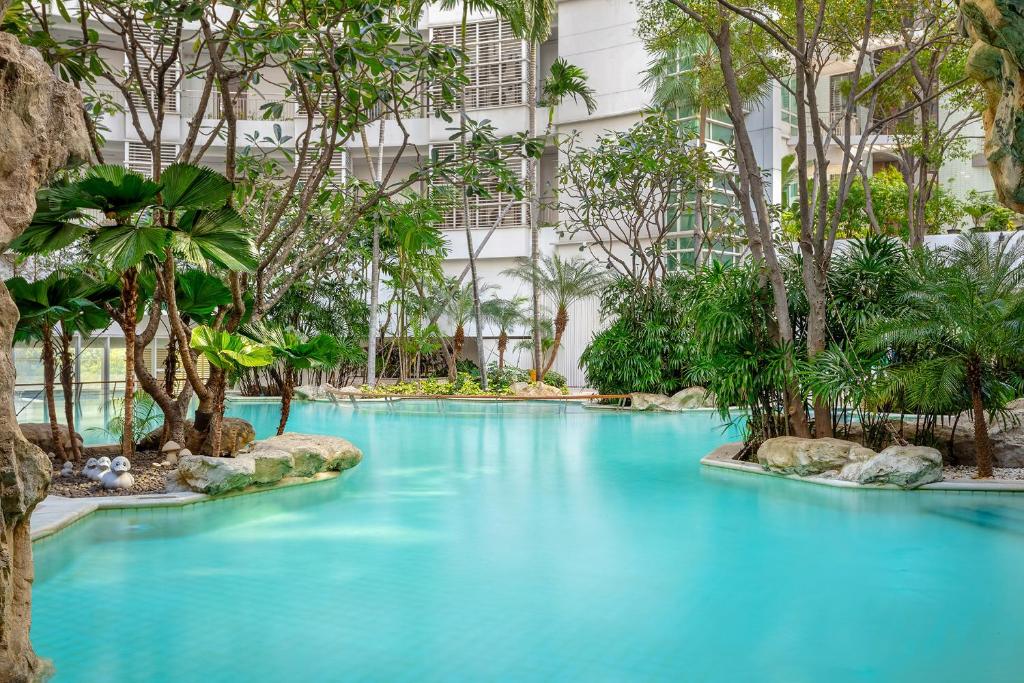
[360,372,514,397]
[88,390,162,443]
[580,276,692,395]
[190,325,274,373]
[780,167,965,240]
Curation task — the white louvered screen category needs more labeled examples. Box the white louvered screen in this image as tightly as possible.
[295,147,348,188]
[125,142,178,174]
[125,31,180,114]
[430,19,527,110]
[430,142,527,230]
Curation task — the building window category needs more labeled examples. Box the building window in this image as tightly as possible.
[295,146,348,188]
[125,141,177,174]
[125,31,180,114]
[430,19,527,109]
[780,75,798,138]
[430,143,527,230]
[665,176,743,272]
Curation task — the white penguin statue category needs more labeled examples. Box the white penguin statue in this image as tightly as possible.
[59,461,74,478]
[101,456,134,490]
[90,456,112,482]
[81,457,100,479]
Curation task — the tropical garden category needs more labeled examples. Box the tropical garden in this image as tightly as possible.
[2,0,1021,486]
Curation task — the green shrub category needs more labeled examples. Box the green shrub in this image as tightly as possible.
[580,277,691,395]
[487,363,529,389]
[541,370,567,388]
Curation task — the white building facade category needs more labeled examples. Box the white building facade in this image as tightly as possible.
[26,0,997,389]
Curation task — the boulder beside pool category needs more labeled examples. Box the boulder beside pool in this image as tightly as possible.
[630,387,715,411]
[839,445,943,488]
[756,436,942,489]
[170,434,363,495]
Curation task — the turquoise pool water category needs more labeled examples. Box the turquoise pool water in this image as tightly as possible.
[31,401,1024,682]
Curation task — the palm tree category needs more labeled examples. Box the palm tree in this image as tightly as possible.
[482,295,528,370]
[860,233,1024,478]
[246,324,344,435]
[7,273,106,462]
[528,57,597,376]
[21,163,255,455]
[505,254,605,376]
[445,280,495,366]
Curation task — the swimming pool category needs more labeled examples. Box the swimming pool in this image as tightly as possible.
[31,401,1024,682]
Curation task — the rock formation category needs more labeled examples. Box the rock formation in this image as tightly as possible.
[630,387,715,411]
[18,423,83,456]
[961,0,1024,211]
[171,434,363,495]
[0,24,90,681]
[757,437,943,488]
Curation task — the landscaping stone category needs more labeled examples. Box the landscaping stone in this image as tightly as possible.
[669,387,715,409]
[177,455,255,495]
[757,436,875,476]
[631,387,714,411]
[630,393,672,410]
[510,382,562,397]
[19,423,83,454]
[240,449,294,484]
[252,433,363,472]
[171,433,363,494]
[839,445,943,489]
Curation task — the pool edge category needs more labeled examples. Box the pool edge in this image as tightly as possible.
[30,471,342,542]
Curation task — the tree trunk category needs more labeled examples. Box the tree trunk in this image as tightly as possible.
[366,225,381,387]
[58,329,81,462]
[276,367,293,436]
[120,267,138,457]
[497,332,507,371]
[456,3,487,391]
[209,374,226,457]
[541,306,567,377]
[528,41,543,379]
[968,360,994,478]
[41,325,67,462]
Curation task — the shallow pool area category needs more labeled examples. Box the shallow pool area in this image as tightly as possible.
[31,401,1024,682]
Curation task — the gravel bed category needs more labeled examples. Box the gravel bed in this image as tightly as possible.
[944,465,1024,481]
[47,450,170,497]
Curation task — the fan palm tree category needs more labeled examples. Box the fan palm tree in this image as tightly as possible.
[7,273,107,463]
[860,233,1024,478]
[482,295,528,370]
[505,254,605,376]
[246,324,345,435]
[445,280,495,365]
[21,162,255,455]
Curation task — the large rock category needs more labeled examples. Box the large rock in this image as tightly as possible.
[669,387,715,409]
[961,0,1024,211]
[140,417,256,456]
[171,434,363,494]
[757,437,875,476]
[510,382,562,398]
[839,445,943,489]
[630,388,714,411]
[176,455,255,495]
[252,434,362,473]
[17,423,83,455]
[630,393,673,411]
[0,28,90,682]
